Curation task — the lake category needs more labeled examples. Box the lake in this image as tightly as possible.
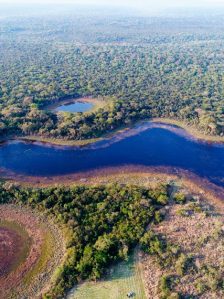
[0,123,224,188]
[54,101,94,113]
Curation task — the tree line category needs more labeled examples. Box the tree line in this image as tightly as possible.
[0,15,223,140]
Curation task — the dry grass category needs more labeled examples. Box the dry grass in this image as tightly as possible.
[68,251,146,299]
[0,204,66,299]
[142,188,224,299]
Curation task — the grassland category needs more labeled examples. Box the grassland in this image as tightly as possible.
[69,251,146,299]
[20,135,102,146]
[0,204,66,299]
[143,187,224,298]
[0,220,31,276]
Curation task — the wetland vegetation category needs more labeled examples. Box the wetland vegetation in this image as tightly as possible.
[0,3,224,299]
[0,182,170,298]
[1,178,223,299]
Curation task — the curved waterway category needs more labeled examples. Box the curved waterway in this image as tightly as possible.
[0,122,224,189]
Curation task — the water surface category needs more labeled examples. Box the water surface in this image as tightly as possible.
[0,124,224,188]
[55,101,94,113]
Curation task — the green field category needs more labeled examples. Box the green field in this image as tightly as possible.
[69,252,146,299]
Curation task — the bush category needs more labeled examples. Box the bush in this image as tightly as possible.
[140,231,165,255]
[173,193,186,204]
[157,194,169,205]
[175,254,194,276]
[195,281,207,294]
[154,210,165,224]
[159,275,178,299]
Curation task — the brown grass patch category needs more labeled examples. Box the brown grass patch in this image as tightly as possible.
[142,188,224,298]
[0,205,65,299]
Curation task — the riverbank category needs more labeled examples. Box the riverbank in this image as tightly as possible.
[20,135,102,147]
[152,118,224,143]
[18,123,130,147]
[1,121,224,204]
[2,166,224,205]
[16,117,224,148]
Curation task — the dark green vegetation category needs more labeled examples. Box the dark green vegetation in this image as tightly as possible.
[0,183,169,298]
[0,12,224,140]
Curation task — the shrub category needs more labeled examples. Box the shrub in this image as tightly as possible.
[159,275,178,299]
[175,254,194,276]
[195,281,207,294]
[157,194,169,205]
[140,231,165,255]
[173,193,186,204]
[154,210,165,224]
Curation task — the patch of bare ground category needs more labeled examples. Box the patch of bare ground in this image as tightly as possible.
[0,225,29,278]
[0,204,66,299]
[142,189,224,299]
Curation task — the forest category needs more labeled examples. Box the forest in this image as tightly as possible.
[0,7,223,299]
[0,12,224,141]
[0,182,169,298]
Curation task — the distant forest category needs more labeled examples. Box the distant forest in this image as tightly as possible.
[0,13,224,140]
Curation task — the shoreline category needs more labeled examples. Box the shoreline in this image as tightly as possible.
[152,118,224,143]
[1,165,224,203]
[17,118,224,148]
[44,96,107,113]
[2,118,224,149]
[0,204,66,299]
[19,136,102,147]
[0,120,223,206]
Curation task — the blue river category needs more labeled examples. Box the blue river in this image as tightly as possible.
[0,123,223,188]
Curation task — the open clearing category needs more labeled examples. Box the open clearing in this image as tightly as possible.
[0,204,65,299]
[0,221,31,278]
[68,251,146,299]
[67,175,223,299]
[143,188,224,298]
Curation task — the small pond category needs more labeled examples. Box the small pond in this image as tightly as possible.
[54,101,94,113]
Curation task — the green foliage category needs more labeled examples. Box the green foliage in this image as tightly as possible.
[173,193,186,204]
[175,254,195,276]
[0,183,169,298]
[1,15,224,140]
[140,231,165,256]
[140,231,181,269]
[159,275,179,299]
[154,210,165,224]
[150,184,170,206]
[198,265,224,292]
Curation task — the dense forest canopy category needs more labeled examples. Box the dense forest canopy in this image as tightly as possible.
[0,11,224,139]
[0,183,169,298]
